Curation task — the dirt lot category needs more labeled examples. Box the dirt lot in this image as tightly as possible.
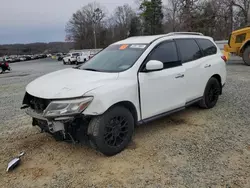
[0,59,250,188]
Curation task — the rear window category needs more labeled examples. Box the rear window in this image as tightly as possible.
[196,39,217,56]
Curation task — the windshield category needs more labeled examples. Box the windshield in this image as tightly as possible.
[72,53,80,57]
[79,44,148,72]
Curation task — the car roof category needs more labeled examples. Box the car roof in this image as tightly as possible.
[114,33,213,45]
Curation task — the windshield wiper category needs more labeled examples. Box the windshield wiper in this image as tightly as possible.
[83,68,99,72]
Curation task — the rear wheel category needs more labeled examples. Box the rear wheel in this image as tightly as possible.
[243,46,250,66]
[88,106,134,156]
[199,77,221,109]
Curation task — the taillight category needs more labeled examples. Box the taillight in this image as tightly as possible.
[221,55,227,62]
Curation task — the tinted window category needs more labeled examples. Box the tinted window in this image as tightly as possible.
[72,53,80,56]
[175,39,202,63]
[146,41,180,68]
[196,39,217,56]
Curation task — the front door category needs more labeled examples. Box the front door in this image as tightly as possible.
[138,41,186,120]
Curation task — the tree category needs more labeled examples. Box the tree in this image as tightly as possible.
[164,0,181,32]
[140,0,164,35]
[113,4,135,39]
[66,2,106,49]
[232,0,250,25]
[179,0,199,31]
[128,16,141,36]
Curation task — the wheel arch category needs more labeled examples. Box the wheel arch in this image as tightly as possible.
[240,40,250,53]
[108,101,138,125]
[211,74,222,94]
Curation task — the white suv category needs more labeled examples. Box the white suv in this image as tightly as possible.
[76,52,90,65]
[22,32,227,156]
[63,52,80,64]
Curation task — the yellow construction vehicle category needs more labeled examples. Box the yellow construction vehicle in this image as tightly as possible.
[224,27,250,65]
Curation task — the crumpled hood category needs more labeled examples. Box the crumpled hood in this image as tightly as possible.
[26,68,119,99]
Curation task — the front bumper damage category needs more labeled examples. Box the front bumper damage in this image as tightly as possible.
[25,107,90,143]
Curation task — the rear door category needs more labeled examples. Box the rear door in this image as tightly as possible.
[175,39,205,102]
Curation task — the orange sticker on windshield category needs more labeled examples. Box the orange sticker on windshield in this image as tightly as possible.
[119,44,128,50]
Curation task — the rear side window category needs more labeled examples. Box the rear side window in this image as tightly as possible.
[146,41,180,68]
[175,39,202,63]
[196,39,217,56]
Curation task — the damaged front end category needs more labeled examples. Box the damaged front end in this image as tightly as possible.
[22,92,93,143]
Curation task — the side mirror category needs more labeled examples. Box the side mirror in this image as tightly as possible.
[145,60,164,72]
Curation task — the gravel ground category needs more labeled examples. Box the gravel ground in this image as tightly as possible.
[0,59,250,188]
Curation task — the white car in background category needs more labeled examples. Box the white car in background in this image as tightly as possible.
[76,52,90,65]
[23,32,227,156]
[63,53,80,65]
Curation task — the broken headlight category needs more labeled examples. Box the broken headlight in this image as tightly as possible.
[43,97,93,117]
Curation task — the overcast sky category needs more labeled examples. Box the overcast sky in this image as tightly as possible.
[0,0,135,44]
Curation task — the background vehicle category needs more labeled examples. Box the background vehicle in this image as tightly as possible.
[63,53,80,64]
[4,56,14,63]
[224,26,250,65]
[19,56,26,61]
[23,32,226,156]
[0,62,11,73]
[76,52,89,64]
[57,53,67,61]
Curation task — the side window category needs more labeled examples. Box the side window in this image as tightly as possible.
[196,39,217,56]
[175,39,202,63]
[147,41,180,69]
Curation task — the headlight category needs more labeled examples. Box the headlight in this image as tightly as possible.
[43,97,93,117]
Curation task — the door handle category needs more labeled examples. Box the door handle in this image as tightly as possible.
[204,64,211,68]
[175,74,184,78]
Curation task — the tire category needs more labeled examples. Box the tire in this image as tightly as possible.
[88,106,134,156]
[68,60,71,64]
[243,46,250,66]
[199,77,221,109]
[63,60,66,65]
[0,67,3,74]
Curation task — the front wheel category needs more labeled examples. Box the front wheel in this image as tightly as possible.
[88,106,134,156]
[199,77,221,109]
[243,46,250,66]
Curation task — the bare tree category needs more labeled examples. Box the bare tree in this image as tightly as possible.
[232,0,250,25]
[113,4,135,39]
[66,2,106,49]
[164,0,181,32]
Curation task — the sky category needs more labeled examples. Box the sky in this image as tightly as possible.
[0,0,135,44]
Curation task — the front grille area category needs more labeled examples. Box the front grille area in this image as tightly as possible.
[23,92,51,113]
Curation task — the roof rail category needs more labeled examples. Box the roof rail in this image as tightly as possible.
[166,32,204,36]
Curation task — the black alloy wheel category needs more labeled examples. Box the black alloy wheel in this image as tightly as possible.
[104,116,129,147]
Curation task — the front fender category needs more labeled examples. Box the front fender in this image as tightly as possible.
[83,80,141,120]
[240,39,250,53]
